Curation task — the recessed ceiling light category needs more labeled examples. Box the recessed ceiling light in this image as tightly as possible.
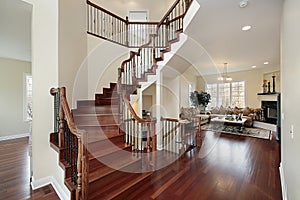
[239,0,249,8]
[242,25,252,31]
[252,65,257,69]
[264,62,269,65]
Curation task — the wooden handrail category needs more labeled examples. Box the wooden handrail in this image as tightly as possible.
[50,87,88,200]
[161,117,179,123]
[121,91,155,124]
[86,0,126,23]
[158,0,181,27]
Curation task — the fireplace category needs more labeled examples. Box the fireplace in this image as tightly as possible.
[261,101,277,124]
[257,93,281,141]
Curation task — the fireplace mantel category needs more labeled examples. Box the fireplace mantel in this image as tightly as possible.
[257,92,281,95]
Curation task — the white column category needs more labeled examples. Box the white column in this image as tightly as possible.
[156,70,163,150]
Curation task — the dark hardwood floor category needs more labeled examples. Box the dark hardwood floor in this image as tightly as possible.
[114,131,282,200]
[0,137,59,200]
[0,131,282,200]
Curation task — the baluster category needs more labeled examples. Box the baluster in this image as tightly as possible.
[112,16,114,39]
[125,63,128,85]
[87,5,90,32]
[97,10,100,35]
[128,111,132,145]
[164,120,167,149]
[131,115,134,148]
[54,91,60,133]
[135,24,138,46]
[118,19,120,43]
[149,48,153,70]
[143,48,146,76]
[181,122,186,154]
[92,7,95,34]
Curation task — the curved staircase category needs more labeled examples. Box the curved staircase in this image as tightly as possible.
[50,0,200,199]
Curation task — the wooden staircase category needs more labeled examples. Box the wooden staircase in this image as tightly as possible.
[50,0,196,199]
[73,83,153,199]
[51,83,155,199]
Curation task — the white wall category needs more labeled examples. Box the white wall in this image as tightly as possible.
[161,77,180,118]
[196,75,206,91]
[59,0,87,105]
[281,0,300,199]
[142,83,156,117]
[23,0,70,198]
[180,66,200,108]
[93,0,174,21]
[95,53,128,93]
[0,57,31,137]
[203,66,280,108]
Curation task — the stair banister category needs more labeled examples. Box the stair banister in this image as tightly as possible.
[50,87,88,200]
[120,90,157,152]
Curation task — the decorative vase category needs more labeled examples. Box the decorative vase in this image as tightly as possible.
[262,80,268,93]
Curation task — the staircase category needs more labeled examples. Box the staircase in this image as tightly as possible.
[50,0,200,199]
[74,83,153,199]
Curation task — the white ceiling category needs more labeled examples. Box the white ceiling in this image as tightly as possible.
[166,0,283,76]
[0,0,32,62]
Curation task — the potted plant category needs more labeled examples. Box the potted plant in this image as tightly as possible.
[190,91,211,110]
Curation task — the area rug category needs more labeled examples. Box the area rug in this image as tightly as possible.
[201,123,272,140]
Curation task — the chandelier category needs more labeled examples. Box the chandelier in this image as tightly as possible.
[218,62,232,82]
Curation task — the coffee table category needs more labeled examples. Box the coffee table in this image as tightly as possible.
[210,117,247,133]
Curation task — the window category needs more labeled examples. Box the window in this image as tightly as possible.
[24,74,32,121]
[206,81,245,108]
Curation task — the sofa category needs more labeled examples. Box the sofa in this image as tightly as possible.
[180,106,257,127]
[209,106,255,127]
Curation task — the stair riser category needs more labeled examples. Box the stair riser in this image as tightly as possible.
[88,170,146,199]
[73,106,118,114]
[88,146,133,170]
[77,125,120,138]
[74,115,119,126]
[95,98,118,106]
[88,135,125,153]
[77,100,95,107]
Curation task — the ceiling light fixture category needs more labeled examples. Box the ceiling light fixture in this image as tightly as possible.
[242,25,252,31]
[252,65,257,69]
[218,63,232,82]
[264,61,269,65]
[239,0,249,8]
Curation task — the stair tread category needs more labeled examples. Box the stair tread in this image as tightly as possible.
[89,171,152,200]
[88,151,141,182]
[87,137,130,159]
[76,123,120,127]
[73,113,120,117]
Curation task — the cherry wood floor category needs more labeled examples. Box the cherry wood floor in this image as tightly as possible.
[114,131,282,200]
[0,131,282,200]
[0,137,60,200]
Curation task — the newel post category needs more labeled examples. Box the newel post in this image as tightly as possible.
[58,88,65,148]
[76,130,88,200]
[126,16,129,46]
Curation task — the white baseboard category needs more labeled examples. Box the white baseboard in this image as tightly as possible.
[279,162,288,200]
[31,176,70,200]
[0,133,30,141]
